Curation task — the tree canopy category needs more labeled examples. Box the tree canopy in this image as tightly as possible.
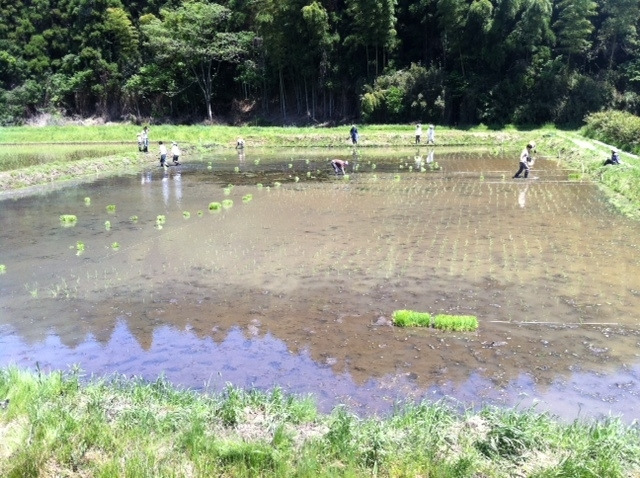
[1,0,640,126]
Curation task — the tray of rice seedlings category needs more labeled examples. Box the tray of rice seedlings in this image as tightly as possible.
[59,214,78,227]
[392,310,432,327]
[433,314,478,331]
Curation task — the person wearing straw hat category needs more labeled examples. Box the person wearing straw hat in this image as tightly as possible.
[604,147,622,165]
[513,141,536,179]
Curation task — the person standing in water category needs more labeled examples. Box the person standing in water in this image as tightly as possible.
[141,126,150,152]
[427,124,435,145]
[170,142,181,165]
[513,142,535,179]
[159,141,168,167]
[415,124,422,144]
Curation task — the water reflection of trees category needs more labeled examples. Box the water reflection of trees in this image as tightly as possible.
[5,279,640,396]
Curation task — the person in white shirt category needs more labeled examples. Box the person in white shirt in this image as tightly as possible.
[158,141,168,167]
[427,124,435,144]
[170,142,181,165]
[513,142,535,179]
[415,124,422,144]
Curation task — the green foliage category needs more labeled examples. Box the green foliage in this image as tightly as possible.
[583,110,640,153]
[59,214,77,226]
[433,314,478,332]
[392,310,432,327]
[0,367,639,477]
[361,64,444,123]
[393,310,478,331]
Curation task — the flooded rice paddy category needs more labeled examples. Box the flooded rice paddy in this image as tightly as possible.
[1,147,640,422]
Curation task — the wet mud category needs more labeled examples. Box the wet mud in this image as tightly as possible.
[1,148,639,421]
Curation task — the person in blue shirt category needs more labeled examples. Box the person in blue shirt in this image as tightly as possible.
[349,125,359,145]
[604,148,622,165]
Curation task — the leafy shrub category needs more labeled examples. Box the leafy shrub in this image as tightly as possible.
[583,110,640,154]
[360,64,444,123]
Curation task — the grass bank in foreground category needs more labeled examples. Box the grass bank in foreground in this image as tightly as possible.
[0,367,638,477]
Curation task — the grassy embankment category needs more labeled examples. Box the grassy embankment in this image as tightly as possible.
[3,123,638,217]
[0,367,639,477]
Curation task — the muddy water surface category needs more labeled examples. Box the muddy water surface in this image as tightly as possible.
[1,148,639,421]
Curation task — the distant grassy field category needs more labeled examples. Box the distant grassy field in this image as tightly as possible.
[1,367,638,477]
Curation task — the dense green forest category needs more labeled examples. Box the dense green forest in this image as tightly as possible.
[1,0,640,126]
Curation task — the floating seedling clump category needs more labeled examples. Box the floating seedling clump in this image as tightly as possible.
[59,215,78,227]
[0,264,6,274]
[433,314,478,332]
[392,310,432,327]
[183,211,191,219]
[106,204,116,214]
[104,220,111,230]
[129,215,138,223]
[84,197,91,206]
[222,199,234,209]
[257,183,263,189]
[197,210,203,217]
[242,194,253,203]
[76,241,85,256]
[392,310,479,331]
[208,202,222,212]
[223,187,231,195]
[111,242,120,250]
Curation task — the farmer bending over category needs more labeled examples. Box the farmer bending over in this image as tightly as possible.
[331,159,349,175]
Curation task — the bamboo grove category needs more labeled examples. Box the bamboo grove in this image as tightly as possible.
[1,0,639,126]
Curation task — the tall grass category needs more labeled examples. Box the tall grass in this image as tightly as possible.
[1,367,637,477]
